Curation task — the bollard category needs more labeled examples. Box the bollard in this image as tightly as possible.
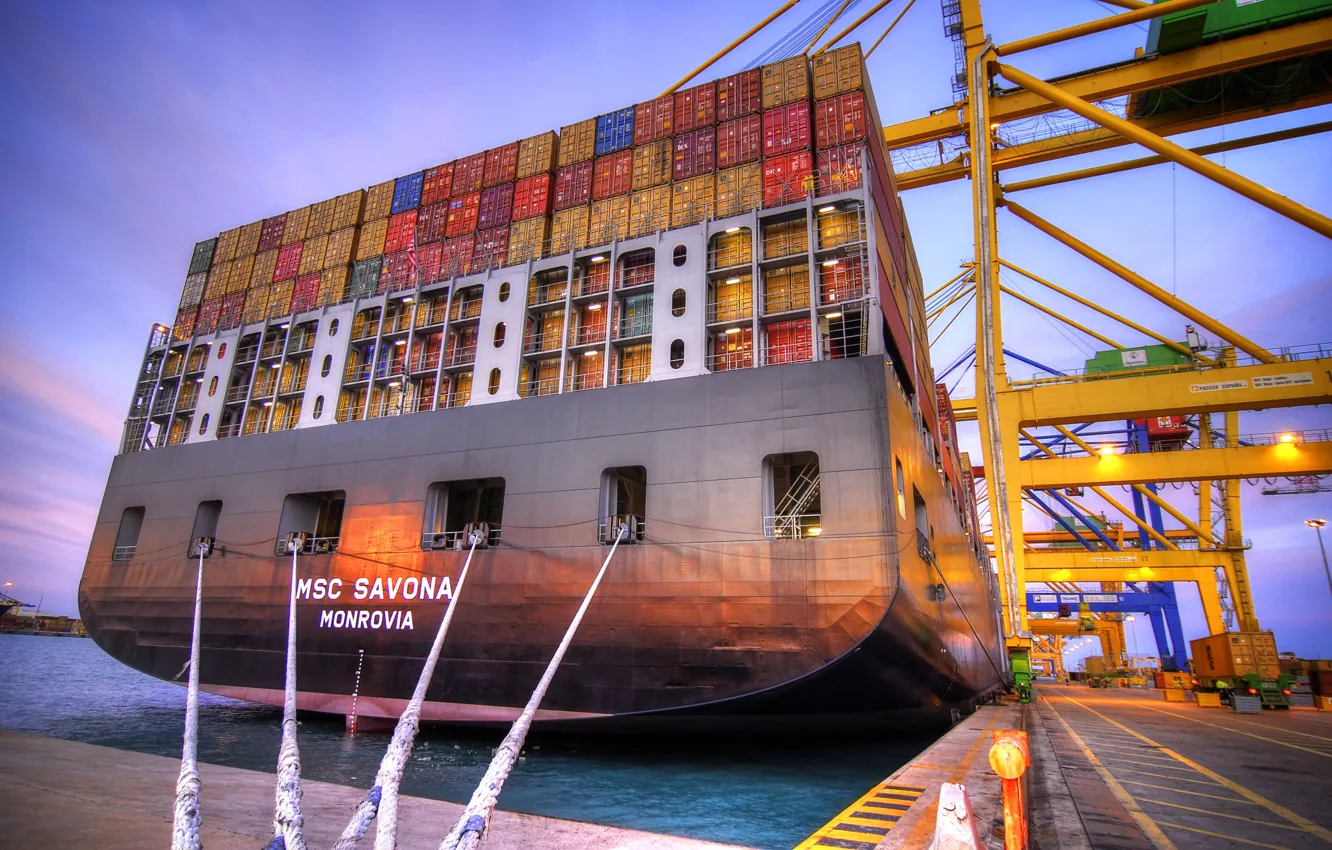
[989,730,1029,850]
[928,783,983,850]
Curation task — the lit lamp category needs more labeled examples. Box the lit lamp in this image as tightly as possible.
[1306,518,1332,600]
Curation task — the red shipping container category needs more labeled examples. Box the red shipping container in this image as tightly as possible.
[452,152,486,196]
[766,319,812,364]
[478,183,514,230]
[673,128,716,181]
[258,214,287,253]
[385,209,419,253]
[553,162,593,211]
[274,242,303,280]
[513,173,552,221]
[816,144,865,196]
[379,250,415,294]
[195,297,222,334]
[446,192,481,237]
[172,305,197,342]
[417,241,443,284]
[421,163,454,206]
[291,273,322,313]
[717,114,762,170]
[717,68,761,121]
[674,81,716,133]
[218,291,246,330]
[473,226,508,270]
[592,150,633,201]
[815,90,868,150]
[416,202,449,244]
[763,102,811,158]
[483,142,519,188]
[634,95,675,144]
[440,234,475,277]
[763,151,814,207]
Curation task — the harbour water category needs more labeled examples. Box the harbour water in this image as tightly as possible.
[0,634,932,849]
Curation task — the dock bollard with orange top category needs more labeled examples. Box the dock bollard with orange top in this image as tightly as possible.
[989,729,1030,850]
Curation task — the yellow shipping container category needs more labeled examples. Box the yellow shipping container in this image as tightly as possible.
[761,56,810,110]
[1191,632,1281,680]
[308,197,337,237]
[204,265,231,299]
[631,140,672,191]
[214,227,241,264]
[716,162,762,219]
[551,205,590,256]
[811,44,863,101]
[331,190,365,231]
[251,249,279,289]
[356,219,388,261]
[324,227,357,268]
[282,205,310,245]
[558,118,596,167]
[227,255,255,294]
[299,234,328,275]
[364,180,395,222]
[508,217,549,264]
[711,227,753,268]
[517,131,559,179]
[236,220,263,257]
[243,285,271,325]
[1084,656,1105,675]
[628,186,671,238]
[319,266,350,307]
[268,279,295,319]
[671,174,714,229]
[589,196,631,246]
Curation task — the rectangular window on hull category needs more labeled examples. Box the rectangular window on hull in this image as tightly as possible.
[421,478,505,550]
[112,506,145,561]
[188,500,222,557]
[275,491,345,555]
[913,485,932,561]
[599,466,646,543]
[763,452,821,539]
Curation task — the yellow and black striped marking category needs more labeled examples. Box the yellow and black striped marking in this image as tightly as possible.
[793,782,925,849]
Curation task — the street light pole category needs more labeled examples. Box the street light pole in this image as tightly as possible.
[1306,518,1332,600]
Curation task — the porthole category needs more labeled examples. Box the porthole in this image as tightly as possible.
[198,413,210,435]
[487,368,501,395]
[217,342,227,359]
[670,339,684,369]
[208,376,218,397]
[493,322,506,348]
[313,396,324,419]
[672,245,687,267]
[671,288,686,317]
[328,318,340,336]
[498,282,510,302]
[321,354,332,377]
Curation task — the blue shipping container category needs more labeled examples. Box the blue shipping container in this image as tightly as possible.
[391,172,424,215]
[595,107,635,156]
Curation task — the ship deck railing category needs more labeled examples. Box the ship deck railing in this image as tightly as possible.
[272,535,340,556]
[420,526,502,550]
[598,516,645,544]
[763,513,822,539]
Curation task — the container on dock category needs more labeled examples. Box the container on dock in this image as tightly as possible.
[1084,656,1106,675]
[516,131,558,179]
[347,257,384,300]
[478,183,515,231]
[1155,671,1192,689]
[717,68,761,121]
[357,218,389,261]
[268,279,295,318]
[764,102,812,158]
[258,214,287,252]
[554,161,594,211]
[324,227,358,269]
[763,150,813,207]
[1306,668,1332,696]
[236,221,263,258]
[632,140,673,190]
[509,216,549,264]
[716,161,762,218]
[282,206,310,245]
[815,91,868,150]
[452,152,486,196]
[416,203,449,244]
[440,233,475,278]
[595,107,635,156]
[513,174,553,221]
[589,196,630,245]
[551,205,590,255]
[1191,632,1281,680]
[761,56,810,109]
[291,273,322,314]
[330,190,365,231]
[592,150,633,201]
[671,174,714,228]
[812,44,864,100]
[227,255,255,293]
[674,81,716,133]
[717,114,762,169]
[243,285,271,325]
[473,225,509,270]
[319,266,350,307]
[558,118,597,167]
[384,211,418,254]
[180,272,208,309]
[484,142,519,188]
[422,163,454,206]
[673,128,716,181]
[634,95,675,144]
[188,238,217,276]
[628,185,672,237]
[446,192,481,238]
[299,234,328,276]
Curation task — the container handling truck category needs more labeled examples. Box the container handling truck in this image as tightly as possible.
[1190,632,1294,708]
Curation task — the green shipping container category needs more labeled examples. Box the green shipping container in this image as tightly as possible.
[1084,343,1191,376]
[1147,0,1332,55]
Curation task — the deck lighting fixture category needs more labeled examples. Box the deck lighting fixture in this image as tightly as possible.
[826,312,842,320]
[388,381,400,388]
[725,327,742,335]
[807,526,823,537]
[822,259,839,267]
[818,205,836,213]
[1097,445,1115,457]
[279,323,290,329]
[195,377,204,383]
[394,339,407,346]
[584,350,598,357]
[590,255,606,263]
[402,297,413,303]
[725,277,741,284]
[262,401,273,407]
[588,303,601,310]
[725,226,741,234]
[1280,432,1296,443]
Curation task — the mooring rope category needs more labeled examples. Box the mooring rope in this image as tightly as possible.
[268,544,306,850]
[170,546,207,850]
[438,525,630,850]
[332,533,485,850]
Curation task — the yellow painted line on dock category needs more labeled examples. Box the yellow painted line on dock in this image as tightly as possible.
[1112,768,1227,787]
[791,783,924,850]
[1116,778,1248,804]
[1153,820,1295,850]
[1131,704,1332,759]
[1060,695,1332,844]
[1045,699,1179,850]
[1133,797,1304,831]
[897,706,1010,846]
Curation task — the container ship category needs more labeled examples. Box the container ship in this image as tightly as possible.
[78,45,1005,732]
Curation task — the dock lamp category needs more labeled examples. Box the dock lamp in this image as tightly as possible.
[1305,519,1332,600]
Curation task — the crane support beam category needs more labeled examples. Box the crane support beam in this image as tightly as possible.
[996,0,1219,56]
[1024,549,1235,570]
[1004,358,1332,426]
[882,18,1332,148]
[952,397,978,421]
[997,529,1199,545]
[1018,441,1332,488]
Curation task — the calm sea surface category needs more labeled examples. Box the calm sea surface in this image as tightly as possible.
[0,634,933,849]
